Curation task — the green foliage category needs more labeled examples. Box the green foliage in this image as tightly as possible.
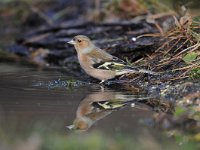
[174,134,200,150]
[190,67,200,79]
[174,106,186,117]
[192,16,200,26]
[182,52,198,64]
[182,51,200,79]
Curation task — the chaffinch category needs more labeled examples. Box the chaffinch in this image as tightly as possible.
[67,90,116,131]
[67,90,143,131]
[68,35,158,83]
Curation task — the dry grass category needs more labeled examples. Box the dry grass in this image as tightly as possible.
[133,12,200,82]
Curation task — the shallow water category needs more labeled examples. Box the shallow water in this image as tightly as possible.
[0,63,181,150]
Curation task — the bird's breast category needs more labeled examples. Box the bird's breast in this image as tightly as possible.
[78,54,93,69]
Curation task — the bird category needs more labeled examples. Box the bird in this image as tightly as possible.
[67,90,117,131]
[68,35,158,84]
[67,89,148,131]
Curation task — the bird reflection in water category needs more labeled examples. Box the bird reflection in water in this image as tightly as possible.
[67,88,174,131]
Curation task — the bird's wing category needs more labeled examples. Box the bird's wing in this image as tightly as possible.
[92,101,126,110]
[88,47,157,75]
[87,47,134,70]
[93,61,140,72]
[87,47,114,61]
[94,60,158,75]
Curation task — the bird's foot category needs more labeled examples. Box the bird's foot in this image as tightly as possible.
[99,86,105,92]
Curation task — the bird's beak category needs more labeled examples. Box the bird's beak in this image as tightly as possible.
[67,40,76,45]
[66,124,75,130]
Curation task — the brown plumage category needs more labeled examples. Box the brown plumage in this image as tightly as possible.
[68,35,158,83]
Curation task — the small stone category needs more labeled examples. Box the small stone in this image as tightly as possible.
[132,37,137,41]
[131,103,135,107]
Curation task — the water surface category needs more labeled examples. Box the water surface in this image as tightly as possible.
[0,63,180,150]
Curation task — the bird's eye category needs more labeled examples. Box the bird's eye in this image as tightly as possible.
[77,39,81,43]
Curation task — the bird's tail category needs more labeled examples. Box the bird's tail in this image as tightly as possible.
[116,69,159,76]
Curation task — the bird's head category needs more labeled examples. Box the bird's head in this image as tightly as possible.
[66,117,93,131]
[68,35,94,53]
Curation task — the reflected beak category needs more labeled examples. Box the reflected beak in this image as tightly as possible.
[67,40,76,45]
[66,124,75,130]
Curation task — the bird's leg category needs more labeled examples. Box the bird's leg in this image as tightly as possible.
[99,85,105,92]
[99,80,105,84]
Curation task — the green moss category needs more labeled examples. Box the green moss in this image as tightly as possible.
[174,106,186,117]
[190,67,200,79]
